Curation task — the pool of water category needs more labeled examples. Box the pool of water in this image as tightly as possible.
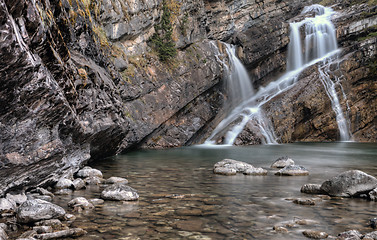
[55,142,377,239]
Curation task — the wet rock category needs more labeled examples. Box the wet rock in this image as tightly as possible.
[30,188,54,198]
[54,178,73,189]
[26,194,53,202]
[33,226,53,234]
[213,159,262,175]
[76,167,103,179]
[6,193,27,206]
[64,214,76,223]
[275,165,309,176]
[104,177,128,184]
[301,184,326,194]
[89,199,105,207]
[16,199,66,224]
[18,230,37,239]
[72,179,86,190]
[34,219,63,230]
[243,167,268,175]
[0,198,15,215]
[0,225,8,240]
[292,198,317,205]
[68,197,94,210]
[370,218,377,229]
[302,230,328,239]
[364,231,377,240]
[320,170,377,197]
[273,226,288,233]
[271,156,295,168]
[100,183,139,201]
[36,228,86,239]
[337,230,362,240]
[174,220,204,232]
[84,176,102,185]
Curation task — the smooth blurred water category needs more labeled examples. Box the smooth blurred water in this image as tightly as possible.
[56,143,377,239]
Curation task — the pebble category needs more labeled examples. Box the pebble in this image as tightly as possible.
[273,226,288,233]
[302,230,329,239]
[292,198,318,205]
[105,177,128,184]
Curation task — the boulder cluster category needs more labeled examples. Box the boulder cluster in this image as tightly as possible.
[0,166,138,239]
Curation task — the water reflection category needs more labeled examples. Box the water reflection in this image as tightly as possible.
[54,143,377,239]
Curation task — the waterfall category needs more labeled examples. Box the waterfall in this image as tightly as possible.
[205,4,351,145]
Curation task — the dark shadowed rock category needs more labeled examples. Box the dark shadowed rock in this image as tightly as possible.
[292,198,318,205]
[370,218,377,229]
[302,230,328,239]
[301,184,326,194]
[213,159,266,175]
[320,170,377,197]
[337,230,362,240]
[275,165,309,176]
[271,156,295,168]
[101,183,139,201]
[16,199,66,224]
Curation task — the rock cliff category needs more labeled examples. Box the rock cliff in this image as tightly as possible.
[0,0,376,195]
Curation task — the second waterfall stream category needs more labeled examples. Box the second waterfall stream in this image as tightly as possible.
[205,4,352,146]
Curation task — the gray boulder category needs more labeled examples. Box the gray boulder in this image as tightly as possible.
[54,178,73,189]
[271,156,295,168]
[68,197,94,210]
[0,198,15,215]
[72,179,86,190]
[0,225,7,240]
[76,167,103,179]
[105,177,128,184]
[364,231,377,240]
[101,183,139,201]
[213,159,265,175]
[275,165,309,176]
[16,199,66,224]
[320,170,377,197]
[301,184,326,194]
[337,230,362,240]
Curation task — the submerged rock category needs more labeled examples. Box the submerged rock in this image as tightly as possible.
[275,165,309,176]
[35,228,86,239]
[68,197,94,210]
[301,184,326,194]
[213,159,266,175]
[16,199,66,224]
[320,170,377,197]
[302,230,328,239]
[105,177,128,184]
[101,183,139,201]
[271,156,295,168]
[337,230,362,240]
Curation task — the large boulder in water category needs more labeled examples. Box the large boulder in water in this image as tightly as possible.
[101,183,139,201]
[320,170,377,197]
[16,199,66,223]
[213,159,266,175]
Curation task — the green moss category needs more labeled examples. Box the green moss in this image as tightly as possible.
[358,25,377,41]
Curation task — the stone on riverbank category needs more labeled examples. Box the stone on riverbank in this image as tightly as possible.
[0,225,8,240]
[320,170,377,197]
[271,156,295,168]
[16,199,66,223]
[76,167,103,179]
[275,165,309,176]
[101,183,139,201]
[213,159,266,175]
[72,179,86,190]
[0,198,15,215]
[302,230,328,239]
[54,178,73,189]
[364,231,377,240]
[301,184,326,194]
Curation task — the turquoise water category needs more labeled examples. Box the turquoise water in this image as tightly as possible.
[56,142,377,239]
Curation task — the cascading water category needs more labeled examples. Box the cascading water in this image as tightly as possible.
[205,4,352,145]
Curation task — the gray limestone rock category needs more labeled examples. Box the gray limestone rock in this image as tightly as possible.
[271,156,295,168]
[72,179,86,190]
[68,197,94,210]
[320,170,377,197]
[101,183,139,201]
[76,167,103,179]
[275,165,309,176]
[337,230,362,240]
[16,199,66,224]
[105,177,129,184]
[301,184,326,194]
[213,159,265,175]
[54,178,73,189]
[0,198,15,215]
